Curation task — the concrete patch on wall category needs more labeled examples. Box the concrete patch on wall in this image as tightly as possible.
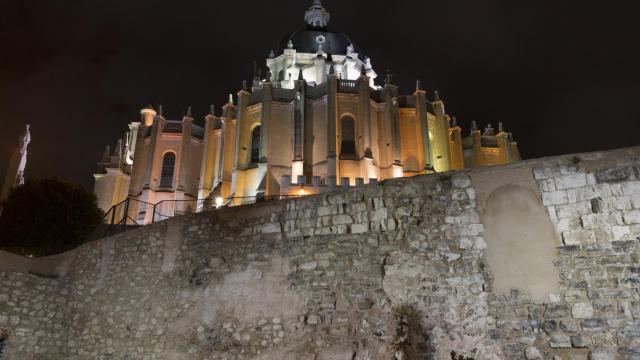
[471,166,561,302]
[483,184,560,301]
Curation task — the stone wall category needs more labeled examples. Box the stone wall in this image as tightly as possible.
[2,147,640,359]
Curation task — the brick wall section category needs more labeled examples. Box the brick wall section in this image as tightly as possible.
[1,147,640,359]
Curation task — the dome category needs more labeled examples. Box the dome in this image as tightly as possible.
[277,29,360,56]
[275,0,360,57]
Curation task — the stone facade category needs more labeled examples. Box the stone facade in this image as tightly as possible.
[3,146,640,359]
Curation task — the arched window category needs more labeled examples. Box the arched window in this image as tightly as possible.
[160,152,176,188]
[340,116,356,158]
[251,126,261,164]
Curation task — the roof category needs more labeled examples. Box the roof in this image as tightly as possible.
[276,27,360,56]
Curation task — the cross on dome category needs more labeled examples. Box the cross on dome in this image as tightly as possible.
[305,0,330,28]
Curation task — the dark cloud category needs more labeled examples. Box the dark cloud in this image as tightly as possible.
[0,0,638,188]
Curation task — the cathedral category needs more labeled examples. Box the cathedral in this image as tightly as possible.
[94,0,521,216]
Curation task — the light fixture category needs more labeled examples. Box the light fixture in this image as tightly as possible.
[215,196,224,208]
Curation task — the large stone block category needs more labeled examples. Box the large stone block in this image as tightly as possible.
[581,318,606,332]
[525,347,543,359]
[591,331,617,348]
[589,350,616,360]
[546,304,571,318]
[563,230,596,245]
[571,335,591,348]
[451,174,471,188]
[534,167,562,180]
[624,210,640,224]
[622,181,640,195]
[556,201,593,219]
[543,190,569,206]
[548,335,571,348]
[595,167,632,183]
[262,222,282,234]
[572,302,594,319]
[332,214,353,225]
[369,208,387,222]
[555,173,588,190]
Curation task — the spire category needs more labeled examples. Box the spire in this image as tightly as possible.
[186,106,192,118]
[385,69,393,86]
[158,105,163,117]
[242,80,248,91]
[268,50,275,59]
[471,120,478,132]
[499,122,504,133]
[101,145,111,164]
[114,139,123,158]
[416,79,422,92]
[209,104,215,115]
[434,90,440,101]
[265,67,272,82]
[305,0,330,28]
[484,124,495,136]
[452,116,458,127]
[287,39,294,49]
[253,61,259,81]
[228,94,234,105]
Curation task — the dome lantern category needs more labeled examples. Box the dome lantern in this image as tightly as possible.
[304,0,330,28]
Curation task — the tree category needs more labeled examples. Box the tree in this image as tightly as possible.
[0,178,104,257]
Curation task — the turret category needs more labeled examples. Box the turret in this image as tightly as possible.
[140,105,157,127]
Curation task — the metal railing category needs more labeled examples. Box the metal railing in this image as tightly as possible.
[101,194,301,238]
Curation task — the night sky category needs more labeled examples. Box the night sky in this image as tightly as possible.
[1,0,638,189]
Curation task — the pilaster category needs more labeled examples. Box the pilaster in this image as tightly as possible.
[177,114,193,192]
[327,72,339,180]
[358,74,373,158]
[414,88,432,171]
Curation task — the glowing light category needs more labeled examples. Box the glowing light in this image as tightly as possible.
[215,197,224,208]
[291,161,304,184]
[393,165,404,179]
[298,188,307,196]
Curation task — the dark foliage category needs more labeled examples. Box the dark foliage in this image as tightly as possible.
[0,178,103,257]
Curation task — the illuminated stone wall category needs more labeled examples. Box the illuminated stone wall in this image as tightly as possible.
[3,146,640,359]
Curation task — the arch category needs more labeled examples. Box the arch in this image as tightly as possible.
[483,184,559,301]
[340,115,357,159]
[159,152,176,189]
[250,125,261,164]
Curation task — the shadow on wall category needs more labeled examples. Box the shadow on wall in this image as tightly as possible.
[483,184,560,302]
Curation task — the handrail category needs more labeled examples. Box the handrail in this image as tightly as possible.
[101,194,303,238]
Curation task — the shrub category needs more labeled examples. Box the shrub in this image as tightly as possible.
[0,178,103,256]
